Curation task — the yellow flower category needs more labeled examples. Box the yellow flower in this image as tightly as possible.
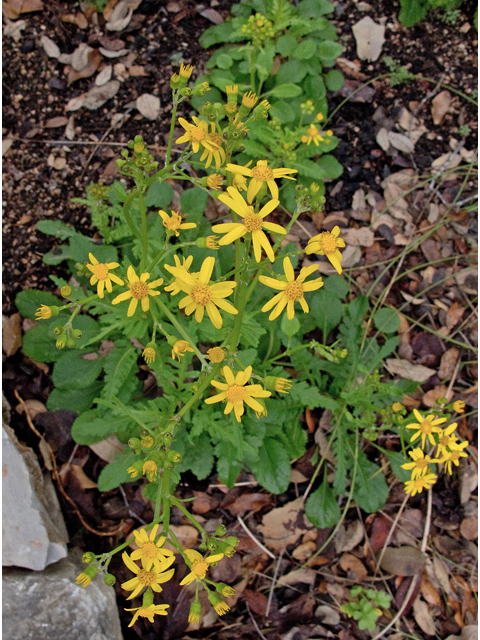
[164,255,195,296]
[404,472,438,496]
[207,347,225,363]
[141,436,154,448]
[76,565,98,587]
[206,235,219,250]
[275,378,292,394]
[242,91,257,109]
[302,124,324,146]
[143,343,156,364]
[207,173,224,190]
[121,551,175,599]
[440,440,469,475]
[111,266,163,317]
[259,257,324,320]
[305,226,346,275]
[86,253,124,298]
[199,125,226,169]
[35,304,53,320]
[171,340,194,362]
[226,160,297,203]
[226,85,238,100]
[225,102,237,115]
[179,63,193,79]
[233,172,248,191]
[453,400,465,412]
[165,256,237,329]
[316,112,324,121]
[214,186,285,263]
[405,409,447,449]
[158,210,197,237]
[188,601,201,623]
[143,460,158,482]
[436,423,459,457]
[125,603,170,627]
[205,365,271,423]
[180,549,224,585]
[61,285,72,297]
[131,524,175,571]
[176,116,220,154]
[401,448,439,479]
[392,402,403,412]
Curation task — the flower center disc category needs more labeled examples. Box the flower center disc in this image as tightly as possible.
[439,436,449,447]
[190,283,212,305]
[142,542,158,559]
[138,569,155,586]
[166,215,181,231]
[284,281,304,301]
[416,459,428,469]
[209,133,223,147]
[192,559,209,578]
[450,451,460,462]
[93,264,109,279]
[226,384,246,403]
[131,281,150,299]
[419,421,432,434]
[319,232,338,254]
[190,127,205,142]
[244,213,263,232]
[252,165,274,181]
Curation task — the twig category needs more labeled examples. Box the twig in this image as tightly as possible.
[246,603,268,640]
[236,515,275,559]
[14,389,122,537]
[428,138,466,192]
[374,495,409,576]
[265,547,284,617]
[445,356,462,400]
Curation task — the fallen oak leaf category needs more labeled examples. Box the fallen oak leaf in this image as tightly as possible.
[385,358,436,382]
[66,80,120,111]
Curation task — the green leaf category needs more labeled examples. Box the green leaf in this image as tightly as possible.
[386,450,411,483]
[316,154,343,179]
[22,322,65,363]
[289,381,339,410]
[269,83,302,98]
[276,59,308,84]
[305,475,341,528]
[374,308,400,334]
[188,434,215,480]
[216,53,233,69]
[317,40,343,62]
[398,0,429,26]
[276,34,297,56]
[71,409,129,445]
[15,290,62,320]
[102,341,138,400]
[97,450,135,492]
[239,315,266,348]
[304,74,326,100]
[52,353,104,390]
[199,22,236,48]
[180,187,209,222]
[353,452,389,513]
[215,440,243,487]
[46,381,103,413]
[323,274,350,299]
[297,0,335,18]
[269,100,295,123]
[310,288,343,336]
[346,295,369,325]
[281,314,301,337]
[293,39,317,59]
[144,181,174,209]
[250,438,290,494]
[73,315,101,350]
[36,219,77,240]
[325,68,344,91]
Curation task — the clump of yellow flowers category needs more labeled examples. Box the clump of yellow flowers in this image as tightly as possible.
[33,63,348,628]
[397,399,469,496]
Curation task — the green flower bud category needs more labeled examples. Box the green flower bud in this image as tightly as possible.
[56,335,67,349]
[224,536,239,548]
[216,582,235,598]
[168,450,182,463]
[71,329,83,339]
[66,337,76,349]
[163,433,173,444]
[60,285,72,297]
[179,87,192,97]
[104,573,116,587]
[53,326,65,336]
[215,524,228,537]
[128,437,142,450]
[82,551,97,564]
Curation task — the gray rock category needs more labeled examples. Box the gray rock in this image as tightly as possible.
[3,549,123,640]
[2,394,68,570]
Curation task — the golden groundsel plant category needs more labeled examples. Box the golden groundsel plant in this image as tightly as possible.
[31,62,470,628]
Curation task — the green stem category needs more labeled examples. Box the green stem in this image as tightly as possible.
[138,190,149,273]
[159,467,171,528]
[154,297,208,366]
[165,99,179,167]
[170,496,207,536]
[123,189,142,241]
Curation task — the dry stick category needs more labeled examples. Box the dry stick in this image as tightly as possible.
[265,547,285,618]
[372,489,433,640]
[374,495,409,577]
[428,138,466,192]
[236,515,275,560]
[14,389,122,537]
[246,603,268,640]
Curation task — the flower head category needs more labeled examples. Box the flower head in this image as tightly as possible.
[179,63,193,79]
[392,402,403,412]
[440,440,469,475]
[207,174,224,190]
[226,160,297,203]
[143,343,156,364]
[171,339,194,362]
[242,91,257,109]
[164,256,237,329]
[143,460,158,482]
[305,226,346,274]
[127,461,144,479]
[233,172,248,191]
[131,524,175,571]
[453,400,465,412]
[405,409,447,448]
[208,591,230,616]
[401,448,440,479]
[180,549,224,585]
[199,124,226,169]
[205,365,271,423]
[436,423,459,457]
[164,255,195,296]
[36,304,54,320]
[404,472,438,496]
[176,116,220,154]
[259,257,324,320]
[111,266,163,317]
[271,377,292,394]
[214,187,285,263]
[125,603,170,627]
[86,253,124,298]
[207,347,225,363]
[188,600,202,624]
[302,124,324,146]
[76,564,98,588]
[122,551,175,600]
[216,583,235,598]
[159,210,196,237]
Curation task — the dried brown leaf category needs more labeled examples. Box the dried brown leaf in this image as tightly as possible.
[257,496,311,553]
[339,553,368,581]
[423,384,452,408]
[3,313,22,356]
[446,301,465,331]
[226,492,272,517]
[385,358,436,382]
[352,16,385,62]
[438,347,460,379]
[413,597,436,636]
[44,116,69,128]
[431,90,452,125]
[89,434,126,463]
[378,546,426,576]
[277,567,317,586]
[70,464,97,489]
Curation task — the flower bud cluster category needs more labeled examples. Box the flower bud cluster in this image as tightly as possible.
[116,136,159,176]
[240,13,275,45]
[53,322,82,350]
[127,429,183,482]
[198,527,240,558]
[295,182,326,213]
